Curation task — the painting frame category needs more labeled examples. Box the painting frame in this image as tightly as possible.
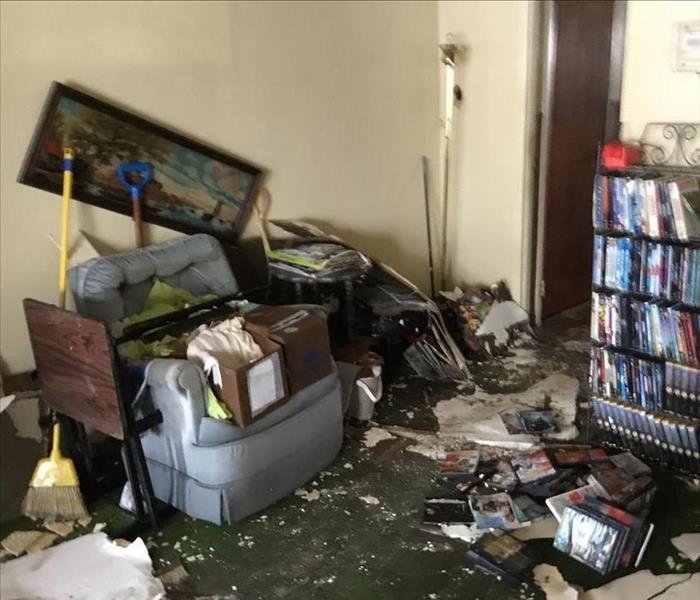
[18,81,265,244]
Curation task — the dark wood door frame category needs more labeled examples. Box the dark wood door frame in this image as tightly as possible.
[531,0,627,324]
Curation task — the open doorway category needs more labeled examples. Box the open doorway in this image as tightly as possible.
[532,0,627,322]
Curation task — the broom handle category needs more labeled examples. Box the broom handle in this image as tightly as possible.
[50,422,61,460]
[58,148,74,309]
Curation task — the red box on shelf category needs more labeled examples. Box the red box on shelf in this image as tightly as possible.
[601,141,643,169]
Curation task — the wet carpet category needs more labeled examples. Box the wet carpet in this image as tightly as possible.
[2,308,699,599]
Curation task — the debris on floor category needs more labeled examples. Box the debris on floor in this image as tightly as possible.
[44,520,75,536]
[363,426,396,448]
[439,281,533,357]
[419,440,660,584]
[0,532,165,600]
[533,564,581,600]
[1,530,57,556]
[433,373,579,447]
[359,495,380,506]
[671,533,700,562]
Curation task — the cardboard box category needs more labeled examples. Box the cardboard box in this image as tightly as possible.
[216,331,288,427]
[244,306,334,395]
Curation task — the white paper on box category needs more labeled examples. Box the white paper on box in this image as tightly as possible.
[247,353,285,416]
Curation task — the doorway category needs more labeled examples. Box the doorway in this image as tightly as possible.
[533,0,626,322]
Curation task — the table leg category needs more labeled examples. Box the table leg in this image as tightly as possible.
[293,281,304,303]
[343,279,354,342]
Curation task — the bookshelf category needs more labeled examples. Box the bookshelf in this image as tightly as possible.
[588,161,700,474]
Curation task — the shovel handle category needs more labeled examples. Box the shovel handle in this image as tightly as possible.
[117,162,153,200]
[117,162,152,248]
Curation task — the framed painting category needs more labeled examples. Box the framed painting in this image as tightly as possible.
[18,82,265,243]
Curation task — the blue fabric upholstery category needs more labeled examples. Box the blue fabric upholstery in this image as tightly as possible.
[68,234,343,524]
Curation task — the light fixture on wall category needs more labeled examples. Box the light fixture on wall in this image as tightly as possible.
[437,37,464,292]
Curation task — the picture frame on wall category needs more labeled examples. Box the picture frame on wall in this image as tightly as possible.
[18,82,265,243]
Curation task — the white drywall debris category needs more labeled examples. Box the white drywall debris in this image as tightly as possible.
[298,489,321,502]
[44,520,75,537]
[476,300,529,345]
[671,533,700,562]
[363,427,396,448]
[433,373,579,448]
[438,523,484,545]
[0,533,165,600]
[359,495,380,505]
[77,516,92,528]
[533,564,580,600]
[4,396,42,441]
[1,531,57,556]
[581,570,700,600]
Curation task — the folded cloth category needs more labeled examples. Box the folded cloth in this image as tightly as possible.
[186,317,263,387]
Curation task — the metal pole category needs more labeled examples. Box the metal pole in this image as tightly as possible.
[422,156,436,299]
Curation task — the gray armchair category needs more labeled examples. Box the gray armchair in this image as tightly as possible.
[68,234,343,524]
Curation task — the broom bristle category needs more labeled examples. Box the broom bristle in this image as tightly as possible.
[21,485,89,521]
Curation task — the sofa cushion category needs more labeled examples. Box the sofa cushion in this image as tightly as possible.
[68,234,238,324]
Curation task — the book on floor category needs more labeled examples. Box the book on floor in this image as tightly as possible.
[464,530,537,586]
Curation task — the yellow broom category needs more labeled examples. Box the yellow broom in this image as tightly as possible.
[21,148,88,521]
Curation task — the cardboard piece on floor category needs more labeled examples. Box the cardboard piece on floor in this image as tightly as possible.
[0,532,165,600]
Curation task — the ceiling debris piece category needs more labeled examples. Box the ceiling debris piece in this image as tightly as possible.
[1,533,164,600]
[671,533,700,562]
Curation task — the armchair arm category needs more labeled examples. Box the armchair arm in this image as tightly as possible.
[142,358,208,445]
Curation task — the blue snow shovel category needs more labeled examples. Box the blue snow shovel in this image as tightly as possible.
[117,162,153,247]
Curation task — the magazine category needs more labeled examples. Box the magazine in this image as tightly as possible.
[469,493,520,530]
[437,450,480,476]
[511,449,557,484]
[518,410,559,434]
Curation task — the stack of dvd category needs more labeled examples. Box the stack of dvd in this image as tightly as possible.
[590,347,665,412]
[593,234,700,306]
[592,175,700,240]
[591,293,700,366]
[591,396,700,473]
[553,498,654,574]
[664,362,700,418]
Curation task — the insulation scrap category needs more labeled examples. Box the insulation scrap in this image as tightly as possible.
[359,495,380,506]
[1,530,57,557]
[44,520,75,537]
[0,533,164,600]
[671,533,700,562]
[363,427,396,448]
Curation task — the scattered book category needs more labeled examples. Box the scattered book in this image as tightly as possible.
[423,497,473,525]
[511,449,557,484]
[500,411,559,435]
[469,493,520,530]
[608,452,651,477]
[518,411,559,434]
[551,447,608,466]
[545,484,599,522]
[464,530,537,586]
[512,494,551,525]
[437,450,480,477]
[553,505,628,574]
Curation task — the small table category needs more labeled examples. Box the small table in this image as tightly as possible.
[268,264,370,342]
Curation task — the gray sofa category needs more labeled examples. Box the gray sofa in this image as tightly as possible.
[69,234,343,524]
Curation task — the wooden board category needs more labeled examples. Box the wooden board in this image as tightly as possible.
[24,298,124,439]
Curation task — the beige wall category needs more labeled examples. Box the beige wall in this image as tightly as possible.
[621,0,700,140]
[437,1,534,303]
[0,0,439,374]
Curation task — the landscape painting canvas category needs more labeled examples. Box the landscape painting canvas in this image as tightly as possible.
[18,82,264,242]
